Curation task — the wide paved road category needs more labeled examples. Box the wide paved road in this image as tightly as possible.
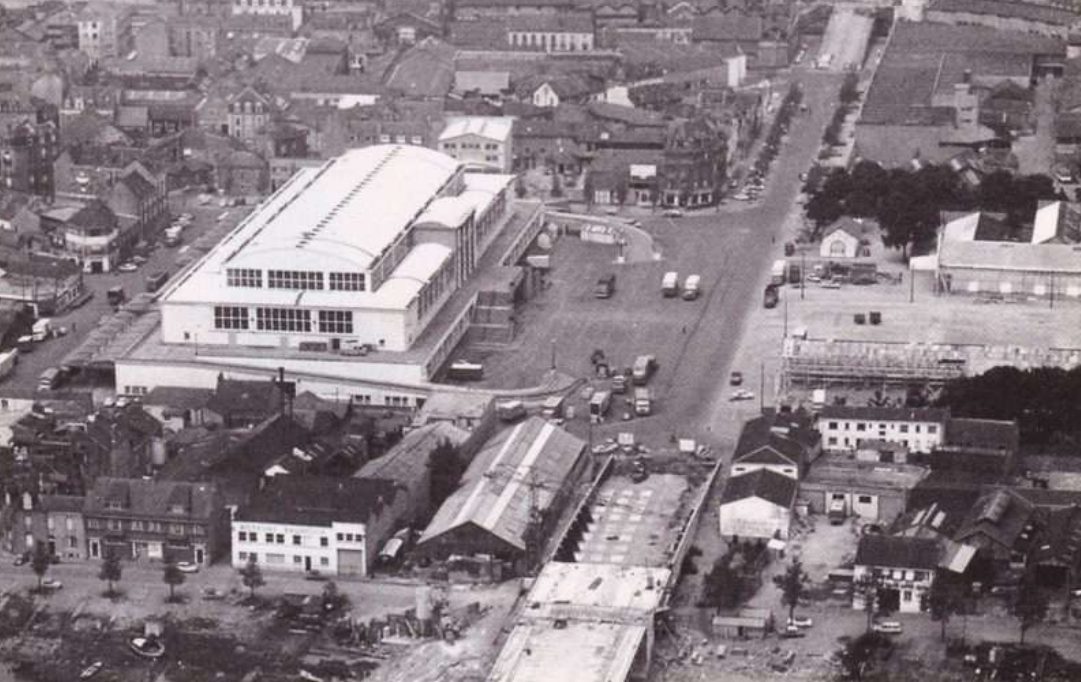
[634,71,842,443]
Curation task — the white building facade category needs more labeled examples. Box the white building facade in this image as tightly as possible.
[232,518,372,576]
[817,407,948,454]
[157,145,511,355]
[231,0,304,31]
[438,117,514,173]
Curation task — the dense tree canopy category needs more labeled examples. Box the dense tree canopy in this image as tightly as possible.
[935,366,1081,450]
[803,162,1059,258]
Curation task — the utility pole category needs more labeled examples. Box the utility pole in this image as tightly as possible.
[1050,274,1054,310]
[759,361,765,412]
[909,267,914,303]
[800,251,805,301]
[783,294,788,339]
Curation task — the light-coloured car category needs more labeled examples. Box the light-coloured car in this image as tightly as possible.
[730,389,755,402]
[41,578,63,590]
[117,262,139,273]
[788,616,813,629]
[872,621,903,634]
[663,208,683,218]
[176,561,200,573]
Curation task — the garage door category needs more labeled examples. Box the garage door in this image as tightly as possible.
[337,548,366,577]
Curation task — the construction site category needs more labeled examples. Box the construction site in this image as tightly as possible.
[781,337,1081,388]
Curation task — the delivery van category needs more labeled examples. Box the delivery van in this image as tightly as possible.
[682,275,701,300]
[589,390,612,422]
[662,271,679,297]
[594,273,616,299]
[632,355,657,385]
[634,387,652,416]
[541,395,565,420]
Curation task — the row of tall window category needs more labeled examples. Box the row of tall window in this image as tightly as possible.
[227,268,367,292]
[213,306,354,334]
[269,270,324,290]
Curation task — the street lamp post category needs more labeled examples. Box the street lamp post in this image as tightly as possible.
[550,339,556,370]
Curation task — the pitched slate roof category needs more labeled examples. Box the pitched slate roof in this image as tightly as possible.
[818,405,950,423]
[84,477,219,520]
[418,417,585,551]
[719,468,798,507]
[68,200,117,231]
[943,417,1019,453]
[733,412,819,466]
[235,475,399,526]
[356,421,470,486]
[854,535,941,570]
[955,487,1037,551]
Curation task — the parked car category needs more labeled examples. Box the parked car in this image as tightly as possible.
[13,552,28,566]
[662,208,683,218]
[40,578,63,591]
[779,625,806,639]
[117,262,139,273]
[871,621,902,635]
[79,662,103,679]
[730,389,755,401]
[788,616,813,629]
[201,587,226,601]
[729,371,744,386]
[176,561,200,573]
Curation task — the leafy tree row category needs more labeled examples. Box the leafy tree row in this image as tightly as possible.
[935,365,1081,450]
[805,161,1061,258]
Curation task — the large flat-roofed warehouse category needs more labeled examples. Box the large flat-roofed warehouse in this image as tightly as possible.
[116,145,530,396]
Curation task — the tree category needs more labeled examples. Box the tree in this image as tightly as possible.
[550,172,563,198]
[839,632,885,681]
[1013,573,1048,645]
[239,555,265,598]
[322,580,347,612]
[428,438,465,514]
[855,573,884,633]
[701,553,743,609]
[927,574,963,641]
[839,71,861,105]
[30,542,51,592]
[99,550,122,598]
[162,560,185,603]
[775,559,809,621]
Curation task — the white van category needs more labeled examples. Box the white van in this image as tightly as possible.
[682,275,701,300]
[662,271,679,297]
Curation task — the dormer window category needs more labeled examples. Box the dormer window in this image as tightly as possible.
[106,499,124,510]
[169,503,186,515]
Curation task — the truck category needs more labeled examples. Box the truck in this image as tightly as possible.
[632,355,657,385]
[164,225,183,247]
[828,498,846,525]
[447,361,484,382]
[0,349,17,381]
[496,400,527,422]
[763,284,780,309]
[770,260,787,285]
[633,387,652,416]
[661,271,679,297]
[37,367,61,391]
[682,275,701,300]
[611,367,631,394]
[541,395,565,420]
[146,270,169,292]
[594,273,616,299]
[31,318,52,342]
[107,286,126,307]
[589,390,612,422]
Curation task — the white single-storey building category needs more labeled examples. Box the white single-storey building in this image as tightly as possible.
[718,469,797,541]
